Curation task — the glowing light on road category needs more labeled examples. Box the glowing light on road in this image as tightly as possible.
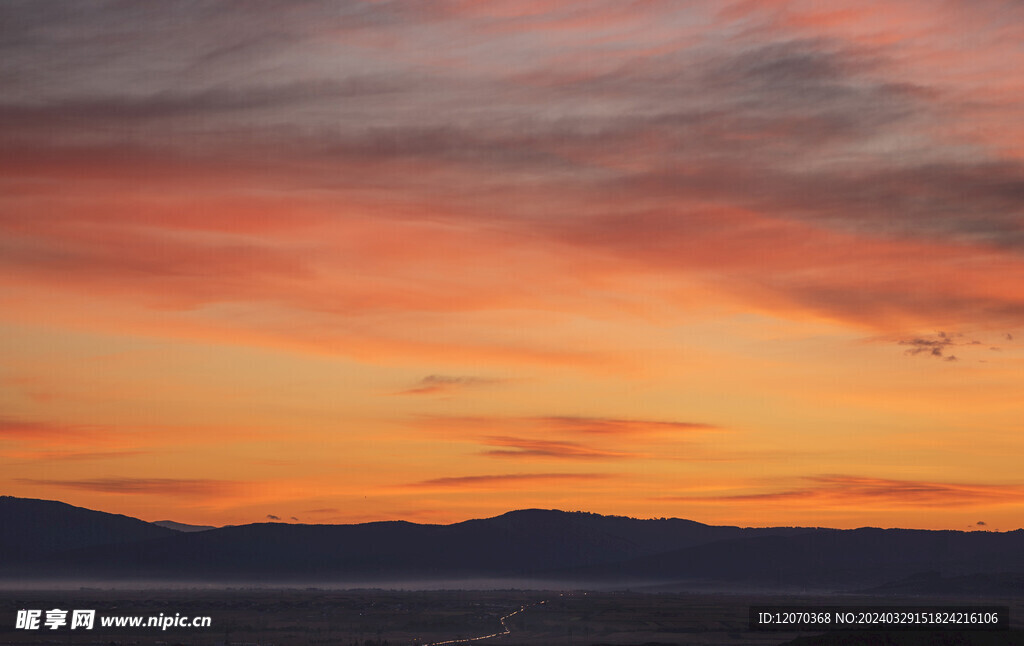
[420,596,565,646]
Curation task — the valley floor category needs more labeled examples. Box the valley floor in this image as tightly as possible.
[0,588,1021,646]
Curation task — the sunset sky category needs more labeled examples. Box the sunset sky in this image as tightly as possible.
[2,0,1024,530]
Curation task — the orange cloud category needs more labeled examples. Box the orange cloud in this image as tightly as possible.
[412,415,724,463]
[480,436,636,460]
[0,450,146,462]
[660,475,1024,509]
[539,416,720,435]
[15,477,245,497]
[416,415,720,435]
[394,374,505,396]
[0,418,103,448]
[403,472,612,491]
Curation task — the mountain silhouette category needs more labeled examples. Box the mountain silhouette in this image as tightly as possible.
[151,520,217,532]
[562,527,1024,588]
[0,495,176,560]
[2,496,1022,591]
[4,507,803,581]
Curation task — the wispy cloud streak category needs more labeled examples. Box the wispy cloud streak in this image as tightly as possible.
[660,475,1024,508]
[480,436,635,460]
[404,473,611,490]
[16,477,242,497]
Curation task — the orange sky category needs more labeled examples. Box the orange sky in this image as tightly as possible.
[2,0,1024,530]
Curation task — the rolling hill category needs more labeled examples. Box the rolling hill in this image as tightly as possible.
[2,496,1021,592]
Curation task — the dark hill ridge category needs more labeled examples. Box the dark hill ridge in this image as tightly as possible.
[2,496,1022,591]
[561,527,1024,588]
[152,520,217,532]
[0,495,176,560]
[2,505,810,581]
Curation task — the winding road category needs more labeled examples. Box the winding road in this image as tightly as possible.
[420,597,556,646]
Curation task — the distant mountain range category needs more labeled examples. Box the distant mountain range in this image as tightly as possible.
[151,519,218,533]
[2,496,1022,592]
[0,496,177,559]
